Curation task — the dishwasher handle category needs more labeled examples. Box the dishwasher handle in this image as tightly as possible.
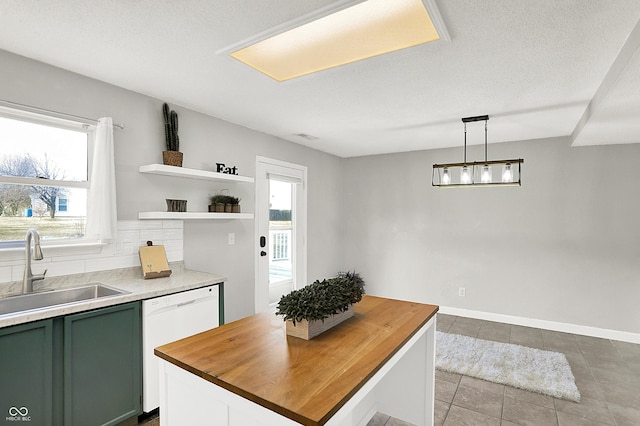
[176,300,196,308]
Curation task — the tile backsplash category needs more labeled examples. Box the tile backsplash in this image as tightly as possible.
[0,220,183,285]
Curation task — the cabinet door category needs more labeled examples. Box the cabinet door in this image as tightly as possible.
[0,319,53,426]
[64,302,141,426]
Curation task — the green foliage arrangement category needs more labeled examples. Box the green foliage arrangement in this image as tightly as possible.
[162,102,180,151]
[210,194,229,204]
[276,271,365,325]
[210,194,240,205]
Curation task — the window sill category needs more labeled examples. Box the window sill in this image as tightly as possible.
[0,241,107,261]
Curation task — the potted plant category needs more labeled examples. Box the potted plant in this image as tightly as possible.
[209,194,227,212]
[230,196,241,213]
[223,195,234,213]
[162,103,182,167]
[276,271,365,340]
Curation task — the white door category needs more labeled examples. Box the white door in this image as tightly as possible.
[255,157,307,313]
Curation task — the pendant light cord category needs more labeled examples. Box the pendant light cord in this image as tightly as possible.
[484,119,488,163]
[463,122,467,164]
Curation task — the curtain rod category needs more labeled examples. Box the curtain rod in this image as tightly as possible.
[0,99,125,129]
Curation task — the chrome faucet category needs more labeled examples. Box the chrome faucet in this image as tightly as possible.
[23,228,47,293]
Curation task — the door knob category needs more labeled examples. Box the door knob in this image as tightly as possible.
[260,251,267,257]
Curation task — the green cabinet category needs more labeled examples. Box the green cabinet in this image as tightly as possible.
[64,302,142,426]
[0,302,141,426]
[0,319,54,426]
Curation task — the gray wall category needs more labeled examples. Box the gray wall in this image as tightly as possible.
[0,49,344,322]
[342,137,640,334]
[3,48,638,334]
[177,111,345,321]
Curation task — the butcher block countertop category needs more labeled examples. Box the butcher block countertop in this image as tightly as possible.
[155,295,439,426]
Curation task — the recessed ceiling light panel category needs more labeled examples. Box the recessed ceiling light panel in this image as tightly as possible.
[228,0,447,82]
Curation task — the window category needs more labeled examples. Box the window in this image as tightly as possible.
[268,179,294,304]
[0,106,91,246]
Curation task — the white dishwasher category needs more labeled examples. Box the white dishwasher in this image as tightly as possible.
[142,285,220,413]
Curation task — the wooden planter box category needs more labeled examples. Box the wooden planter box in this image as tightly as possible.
[166,199,187,212]
[285,305,354,340]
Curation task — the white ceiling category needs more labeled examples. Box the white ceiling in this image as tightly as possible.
[1,0,640,158]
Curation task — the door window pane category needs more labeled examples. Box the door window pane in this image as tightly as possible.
[269,180,293,304]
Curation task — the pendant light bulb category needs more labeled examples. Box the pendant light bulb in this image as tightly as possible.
[481,164,492,183]
[502,163,513,183]
[460,166,471,184]
[442,167,451,185]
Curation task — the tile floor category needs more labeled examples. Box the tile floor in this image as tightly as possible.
[138,314,640,426]
[430,314,640,426]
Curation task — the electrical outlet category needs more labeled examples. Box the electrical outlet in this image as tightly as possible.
[458,287,466,297]
[228,233,235,245]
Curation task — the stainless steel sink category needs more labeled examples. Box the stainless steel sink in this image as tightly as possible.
[0,284,129,316]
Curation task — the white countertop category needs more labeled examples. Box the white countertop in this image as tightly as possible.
[0,263,226,328]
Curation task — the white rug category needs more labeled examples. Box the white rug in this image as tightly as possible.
[436,332,581,402]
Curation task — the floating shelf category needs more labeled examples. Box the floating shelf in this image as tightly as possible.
[139,164,254,184]
[138,212,254,220]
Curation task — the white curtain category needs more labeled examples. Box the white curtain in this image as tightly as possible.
[85,117,117,242]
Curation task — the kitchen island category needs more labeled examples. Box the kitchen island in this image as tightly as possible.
[155,295,438,426]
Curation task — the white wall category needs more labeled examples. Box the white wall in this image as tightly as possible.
[0,49,344,322]
[342,137,640,336]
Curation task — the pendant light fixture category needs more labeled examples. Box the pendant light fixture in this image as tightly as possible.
[432,115,524,187]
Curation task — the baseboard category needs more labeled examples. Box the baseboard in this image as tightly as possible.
[439,306,640,344]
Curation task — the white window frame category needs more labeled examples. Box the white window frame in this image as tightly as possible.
[0,105,102,252]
